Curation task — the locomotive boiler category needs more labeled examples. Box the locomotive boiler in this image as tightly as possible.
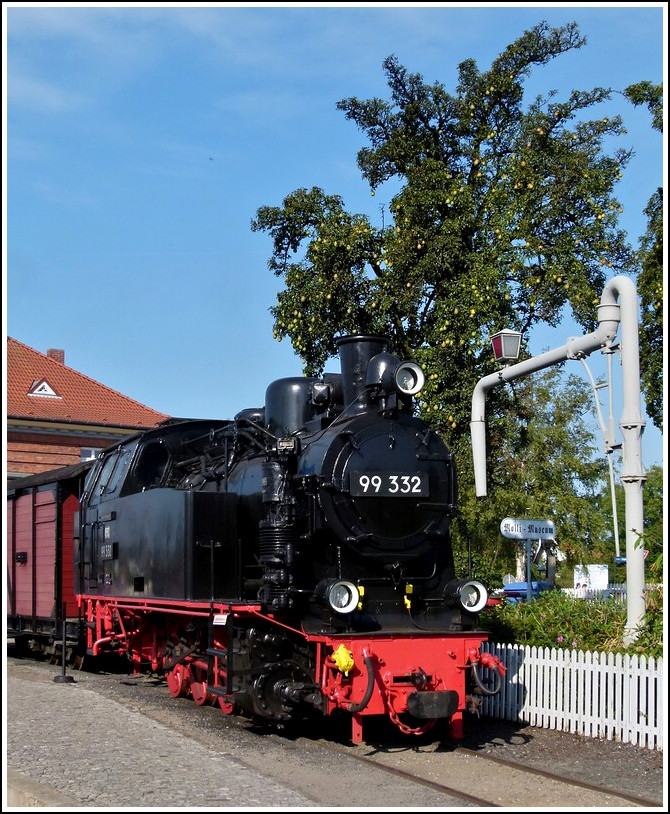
[9,334,504,743]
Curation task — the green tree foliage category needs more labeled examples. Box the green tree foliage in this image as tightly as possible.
[635,189,664,430]
[252,21,637,461]
[623,80,663,132]
[624,80,663,432]
[480,588,662,658]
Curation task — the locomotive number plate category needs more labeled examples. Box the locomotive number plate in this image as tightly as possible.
[99,542,117,560]
[350,471,428,496]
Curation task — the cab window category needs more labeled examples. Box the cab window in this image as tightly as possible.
[130,441,170,492]
[85,442,138,505]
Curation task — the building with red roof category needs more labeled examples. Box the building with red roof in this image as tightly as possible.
[6,337,170,478]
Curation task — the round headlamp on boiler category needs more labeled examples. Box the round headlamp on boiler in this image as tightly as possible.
[443,579,489,613]
[315,579,360,614]
[392,361,425,395]
[366,351,426,400]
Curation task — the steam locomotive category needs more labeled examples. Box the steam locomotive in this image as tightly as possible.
[7,334,504,743]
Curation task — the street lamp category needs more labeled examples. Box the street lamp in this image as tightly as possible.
[490,329,523,364]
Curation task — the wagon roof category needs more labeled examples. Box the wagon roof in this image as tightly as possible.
[7,459,94,495]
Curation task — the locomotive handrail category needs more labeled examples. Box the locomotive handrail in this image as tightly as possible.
[249,609,308,638]
[232,417,277,441]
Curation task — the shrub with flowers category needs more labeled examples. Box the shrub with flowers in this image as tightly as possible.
[479,587,663,659]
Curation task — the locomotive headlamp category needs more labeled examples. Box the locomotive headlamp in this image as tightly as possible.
[444,579,488,613]
[316,579,360,614]
[367,352,425,398]
[394,362,425,396]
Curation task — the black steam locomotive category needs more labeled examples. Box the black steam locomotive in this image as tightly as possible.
[8,335,503,743]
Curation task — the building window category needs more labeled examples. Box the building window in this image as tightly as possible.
[81,447,102,462]
[27,378,62,398]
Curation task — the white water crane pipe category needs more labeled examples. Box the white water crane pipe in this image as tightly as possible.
[469,275,646,643]
[470,305,620,497]
[602,277,647,645]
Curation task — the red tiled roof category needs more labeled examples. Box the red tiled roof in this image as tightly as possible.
[7,337,169,428]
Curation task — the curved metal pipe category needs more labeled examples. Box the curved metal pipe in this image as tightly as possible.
[599,277,647,644]
[471,661,502,696]
[347,650,375,713]
[470,298,620,498]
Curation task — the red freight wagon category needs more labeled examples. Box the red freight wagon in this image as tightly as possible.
[7,461,92,658]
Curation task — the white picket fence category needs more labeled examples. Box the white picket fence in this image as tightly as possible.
[561,582,657,602]
[480,643,663,751]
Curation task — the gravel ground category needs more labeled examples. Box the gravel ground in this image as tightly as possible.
[5,649,666,809]
[457,716,665,803]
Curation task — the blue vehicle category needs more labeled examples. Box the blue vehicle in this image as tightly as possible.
[500,580,552,603]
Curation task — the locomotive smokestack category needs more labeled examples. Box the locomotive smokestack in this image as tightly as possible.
[335,335,391,412]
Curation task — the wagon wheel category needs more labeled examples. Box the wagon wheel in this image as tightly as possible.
[166,663,189,699]
[190,678,216,706]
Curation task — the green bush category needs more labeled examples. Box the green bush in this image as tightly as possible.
[479,587,663,659]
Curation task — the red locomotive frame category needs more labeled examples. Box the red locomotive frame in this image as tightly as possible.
[78,593,501,743]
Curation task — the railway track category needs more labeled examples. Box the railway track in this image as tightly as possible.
[320,740,662,808]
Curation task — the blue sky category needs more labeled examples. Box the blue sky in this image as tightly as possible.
[3,2,666,471]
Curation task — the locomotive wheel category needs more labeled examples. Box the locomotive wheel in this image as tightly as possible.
[166,663,189,699]
[190,679,216,706]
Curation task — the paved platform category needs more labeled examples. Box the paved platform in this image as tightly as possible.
[4,661,315,809]
[6,768,83,808]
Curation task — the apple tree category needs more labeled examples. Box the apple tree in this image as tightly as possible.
[623,81,663,431]
[252,21,645,538]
